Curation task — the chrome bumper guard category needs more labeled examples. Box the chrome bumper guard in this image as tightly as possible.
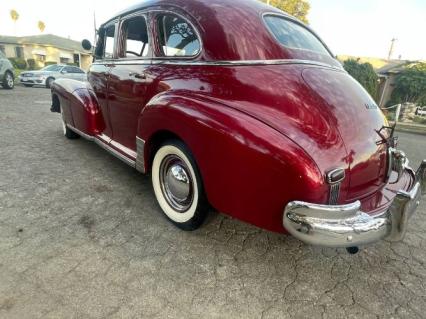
[283,160,426,248]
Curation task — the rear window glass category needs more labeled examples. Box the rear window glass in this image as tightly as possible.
[156,14,200,57]
[264,15,330,56]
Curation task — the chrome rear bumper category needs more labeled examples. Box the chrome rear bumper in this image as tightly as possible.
[283,160,426,248]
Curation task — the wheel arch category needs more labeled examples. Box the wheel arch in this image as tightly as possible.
[144,130,184,172]
[51,79,105,136]
[138,93,327,233]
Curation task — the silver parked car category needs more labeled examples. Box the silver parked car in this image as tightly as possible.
[19,64,86,88]
[0,51,15,89]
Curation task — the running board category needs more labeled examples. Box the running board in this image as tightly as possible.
[66,125,137,169]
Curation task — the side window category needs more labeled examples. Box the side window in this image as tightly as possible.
[71,67,85,74]
[104,25,116,59]
[120,16,150,58]
[63,66,74,73]
[264,15,330,56]
[156,14,200,57]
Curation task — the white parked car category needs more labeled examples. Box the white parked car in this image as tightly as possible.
[416,107,426,116]
[19,64,86,88]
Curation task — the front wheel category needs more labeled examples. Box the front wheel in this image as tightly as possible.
[2,72,14,89]
[152,140,209,230]
[46,77,54,88]
[61,113,79,139]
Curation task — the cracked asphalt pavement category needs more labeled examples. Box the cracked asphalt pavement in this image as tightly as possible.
[1,86,426,319]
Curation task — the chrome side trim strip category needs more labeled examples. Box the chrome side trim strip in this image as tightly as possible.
[65,124,137,168]
[93,59,343,70]
[66,125,94,141]
[136,137,146,173]
[94,138,136,168]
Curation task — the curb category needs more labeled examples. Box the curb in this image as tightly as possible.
[392,122,426,136]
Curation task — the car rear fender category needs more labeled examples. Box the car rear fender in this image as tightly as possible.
[51,79,105,136]
[138,92,327,233]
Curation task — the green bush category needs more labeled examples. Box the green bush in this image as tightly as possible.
[343,59,379,101]
[27,58,36,70]
[413,116,426,125]
[45,61,57,66]
[9,58,27,69]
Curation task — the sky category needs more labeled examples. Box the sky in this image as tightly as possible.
[0,0,425,60]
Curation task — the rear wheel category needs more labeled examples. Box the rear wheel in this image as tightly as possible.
[2,72,14,89]
[152,140,209,230]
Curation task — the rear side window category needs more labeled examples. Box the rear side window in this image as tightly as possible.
[264,15,330,56]
[156,14,200,57]
[96,24,116,59]
[104,25,116,58]
[120,16,150,58]
[72,67,84,73]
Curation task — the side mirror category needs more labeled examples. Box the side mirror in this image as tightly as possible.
[61,70,67,74]
[82,39,92,51]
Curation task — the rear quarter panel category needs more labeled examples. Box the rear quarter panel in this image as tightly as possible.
[139,92,327,233]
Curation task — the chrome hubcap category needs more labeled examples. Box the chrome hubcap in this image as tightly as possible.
[6,74,13,87]
[160,155,194,212]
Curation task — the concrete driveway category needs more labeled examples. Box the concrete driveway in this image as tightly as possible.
[1,86,426,319]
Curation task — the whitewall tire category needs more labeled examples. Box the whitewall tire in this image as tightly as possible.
[61,111,79,139]
[152,140,209,230]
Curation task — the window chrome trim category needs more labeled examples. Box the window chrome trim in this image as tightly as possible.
[92,58,343,70]
[116,12,152,60]
[150,9,203,60]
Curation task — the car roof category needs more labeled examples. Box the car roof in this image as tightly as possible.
[101,0,338,65]
[102,0,299,61]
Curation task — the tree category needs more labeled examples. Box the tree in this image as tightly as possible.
[10,9,19,22]
[261,0,310,24]
[343,59,379,100]
[389,63,426,106]
[10,9,19,34]
[38,21,46,33]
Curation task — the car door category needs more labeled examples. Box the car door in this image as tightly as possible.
[88,22,117,139]
[107,12,153,151]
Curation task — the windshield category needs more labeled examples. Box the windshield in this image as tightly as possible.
[41,65,62,72]
[264,15,330,56]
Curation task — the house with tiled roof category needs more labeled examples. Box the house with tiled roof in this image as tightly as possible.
[0,34,92,70]
[376,60,414,107]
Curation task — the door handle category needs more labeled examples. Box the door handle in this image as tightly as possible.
[129,72,146,80]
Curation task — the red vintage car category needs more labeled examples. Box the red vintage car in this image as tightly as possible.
[51,0,425,253]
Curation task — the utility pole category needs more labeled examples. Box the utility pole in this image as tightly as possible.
[388,38,397,60]
[93,11,97,47]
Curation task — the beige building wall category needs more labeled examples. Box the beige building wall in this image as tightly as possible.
[1,43,92,70]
